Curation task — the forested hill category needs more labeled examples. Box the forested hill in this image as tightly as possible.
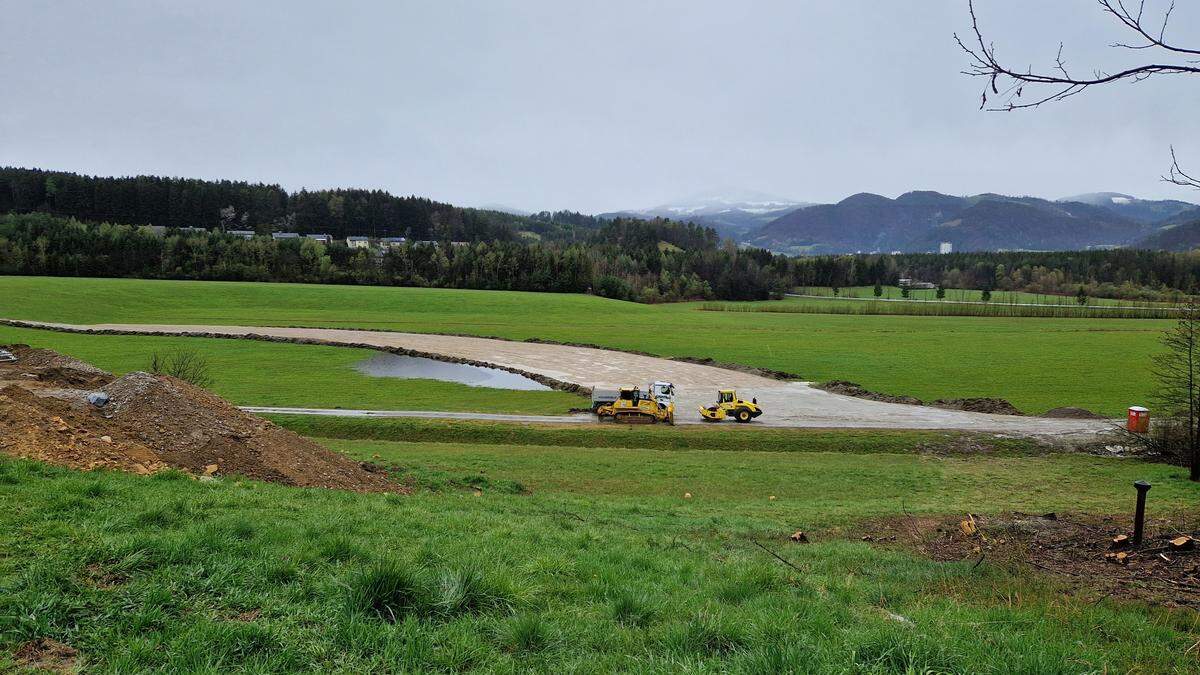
[0,166,603,242]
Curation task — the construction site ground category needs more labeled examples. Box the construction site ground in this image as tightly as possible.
[8,320,1116,441]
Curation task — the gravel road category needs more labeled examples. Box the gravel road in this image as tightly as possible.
[10,320,1115,439]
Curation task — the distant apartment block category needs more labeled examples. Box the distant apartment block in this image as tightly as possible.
[939,241,953,254]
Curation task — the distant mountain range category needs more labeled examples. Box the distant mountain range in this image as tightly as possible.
[610,189,1199,254]
[600,189,812,240]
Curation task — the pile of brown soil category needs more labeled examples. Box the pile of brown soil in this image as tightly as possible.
[97,371,396,491]
[1041,406,1108,419]
[930,397,1025,416]
[817,381,924,406]
[0,385,164,474]
[0,349,400,493]
[858,511,1200,607]
[0,344,114,389]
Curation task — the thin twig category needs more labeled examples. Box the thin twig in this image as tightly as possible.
[750,539,806,574]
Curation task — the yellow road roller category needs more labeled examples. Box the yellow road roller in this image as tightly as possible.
[699,389,762,423]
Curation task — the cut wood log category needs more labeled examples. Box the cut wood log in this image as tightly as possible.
[1169,536,1195,552]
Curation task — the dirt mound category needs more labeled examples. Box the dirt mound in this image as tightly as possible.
[859,511,1200,607]
[817,381,924,406]
[818,381,1028,416]
[0,350,399,492]
[1042,406,1108,419]
[0,344,114,389]
[930,397,1025,416]
[95,371,396,491]
[0,385,164,474]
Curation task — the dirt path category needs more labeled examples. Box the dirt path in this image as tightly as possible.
[241,406,597,424]
[8,320,1115,439]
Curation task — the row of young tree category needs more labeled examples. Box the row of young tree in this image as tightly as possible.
[0,213,786,302]
[790,250,1200,302]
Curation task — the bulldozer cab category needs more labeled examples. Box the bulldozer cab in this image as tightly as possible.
[718,390,735,404]
[618,387,642,402]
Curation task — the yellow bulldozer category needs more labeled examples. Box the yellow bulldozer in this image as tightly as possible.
[699,389,763,423]
[596,382,676,425]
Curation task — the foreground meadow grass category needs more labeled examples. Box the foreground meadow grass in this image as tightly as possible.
[4,436,1200,672]
[0,276,1166,415]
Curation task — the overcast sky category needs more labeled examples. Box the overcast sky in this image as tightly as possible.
[2,0,1197,212]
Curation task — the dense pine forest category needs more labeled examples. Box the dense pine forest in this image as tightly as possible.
[2,166,1199,303]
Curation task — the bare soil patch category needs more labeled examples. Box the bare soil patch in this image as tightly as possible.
[13,638,79,673]
[818,380,924,406]
[1042,406,1109,420]
[858,511,1200,607]
[0,344,114,389]
[0,346,401,492]
[929,397,1025,416]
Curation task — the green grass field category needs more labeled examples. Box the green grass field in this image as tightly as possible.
[4,431,1200,672]
[0,325,581,415]
[0,276,1168,415]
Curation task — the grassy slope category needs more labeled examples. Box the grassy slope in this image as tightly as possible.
[0,325,582,414]
[0,276,1164,415]
[3,439,1198,672]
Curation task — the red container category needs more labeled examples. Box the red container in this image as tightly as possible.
[1127,406,1150,433]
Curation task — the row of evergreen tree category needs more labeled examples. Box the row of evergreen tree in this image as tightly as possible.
[0,213,784,302]
[0,166,595,242]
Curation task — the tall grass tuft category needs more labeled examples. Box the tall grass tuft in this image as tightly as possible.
[497,614,552,653]
[433,564,513,615]
[610,590,657,627]
[667,611,749,656]
[346,561,428,623]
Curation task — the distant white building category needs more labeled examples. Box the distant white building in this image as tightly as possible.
[381,237,407,248]
[228,230,255,239]
[939,241,953,255]
[306,233,333,244]
[271,232,300,240]
[347,236,371,249]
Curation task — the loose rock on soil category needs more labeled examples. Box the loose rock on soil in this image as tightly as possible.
[0,345,401,492]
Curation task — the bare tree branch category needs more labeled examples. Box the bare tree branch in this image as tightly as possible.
[955,0,1200,111]
[1101,0,1200,56]
[1166,146,1200,189]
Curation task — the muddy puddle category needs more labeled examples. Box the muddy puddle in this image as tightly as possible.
[354,352,551,391]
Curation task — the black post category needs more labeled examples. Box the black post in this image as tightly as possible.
[1132,480,1152,545]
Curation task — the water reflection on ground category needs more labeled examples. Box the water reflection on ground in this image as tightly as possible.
[354,352,551,391]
